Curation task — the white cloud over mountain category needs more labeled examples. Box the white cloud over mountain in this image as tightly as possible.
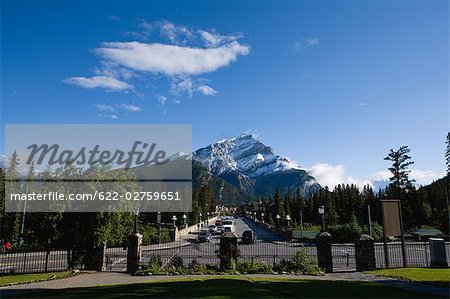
[306,163,444,190]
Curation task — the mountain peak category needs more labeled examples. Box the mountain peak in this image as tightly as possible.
[194,133,299,178]
[193,133,320,197]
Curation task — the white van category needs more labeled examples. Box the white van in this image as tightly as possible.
[221,218,235,233]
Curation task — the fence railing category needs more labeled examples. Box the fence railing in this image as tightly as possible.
[0,250,69,275]
[374,242,450,268]
[1,239,449,275]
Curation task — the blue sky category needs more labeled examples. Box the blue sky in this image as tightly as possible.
[1,0,448,188]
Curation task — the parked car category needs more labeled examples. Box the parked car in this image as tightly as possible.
[208,224,217,233]
[241,230,256,244]
[215,219,222,226]
[196,231,212,243]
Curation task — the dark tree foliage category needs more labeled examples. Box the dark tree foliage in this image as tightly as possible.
[384,146,415,198]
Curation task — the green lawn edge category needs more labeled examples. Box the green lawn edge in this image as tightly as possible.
[0,271,79,287]
[364,268,450,288]
[3,275,442,299]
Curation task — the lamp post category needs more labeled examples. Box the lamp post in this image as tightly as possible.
[286,215,291,227]
[318,205,325,232]
[261,212,265,223]
[300,211,304,239]
[199,212,202,225]
[253,212,256,221]
[133,208,139,234]
[183,214,187,228]
[276,214,280,227]
[19,180,28,245]
[172,215,177,227]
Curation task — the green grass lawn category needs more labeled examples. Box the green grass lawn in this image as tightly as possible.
[0,271,75,287]
[4,276,442,299]
[365,268,450,288]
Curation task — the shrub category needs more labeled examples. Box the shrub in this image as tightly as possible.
[138,255,165,275]
[292,249,324,276]
[328,223,362,243]
[170,254,184,270]
[237,258,273,274]
[363,222,383,241]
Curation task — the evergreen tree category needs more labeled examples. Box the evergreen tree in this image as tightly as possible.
[384,146,417,229]
[273,187,285,219]
[384,146,415,198]
[283,188,292,217]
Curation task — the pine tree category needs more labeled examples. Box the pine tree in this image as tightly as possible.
[283,188,292,217]
[273,187,285,219]
[384,146,417,229]
[384,146,415,198]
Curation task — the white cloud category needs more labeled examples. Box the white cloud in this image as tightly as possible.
[307,163,444,190]
[156,95,168,106]
[170,77,195,97]
[410,169,444,186]
[66,21,249,104]
[294,37,320,51]
[108,15,120,22]
[306,163,370,189]
[157,20,193,44]
[120,103,142,112]
[98,113,119,119]
[95,104,115,112]
[96,41,250,76]
[197,85,218,96]
[64,76,133,91]
[306,38,320,46]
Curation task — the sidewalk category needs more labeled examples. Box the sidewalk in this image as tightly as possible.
[1,271,448,298]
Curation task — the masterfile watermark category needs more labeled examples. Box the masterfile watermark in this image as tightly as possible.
[4,124,192,212]
[27,141,169,169]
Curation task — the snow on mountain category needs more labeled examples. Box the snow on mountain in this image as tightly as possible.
[193,133,321,197]
[194,133,300,178]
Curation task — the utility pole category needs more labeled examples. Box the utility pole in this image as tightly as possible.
[368,205,373,237]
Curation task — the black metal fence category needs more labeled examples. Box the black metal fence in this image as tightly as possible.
[375,241,450,268]
[0,250,69,275]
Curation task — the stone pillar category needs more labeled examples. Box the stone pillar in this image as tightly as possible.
[355,234,375,271]
[429,238,448,268]
[97,242,107,271]
[286,227,293,242]
[316,231,333,273]
[169,227,179,242]
[127,233,142,273]
[219,232,239,270]
[83,243,106,271]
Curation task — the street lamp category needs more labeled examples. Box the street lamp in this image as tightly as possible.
[286,215,291,227]
[276,214,280,227]
[261,212,265,223]
[133,208,139,234]
[172,215,177,227]
[318,205,325,232]
[300,211,304,239]
[183,214,187,227]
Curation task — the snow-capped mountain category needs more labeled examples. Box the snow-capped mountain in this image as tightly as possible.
[193,133,321,197]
